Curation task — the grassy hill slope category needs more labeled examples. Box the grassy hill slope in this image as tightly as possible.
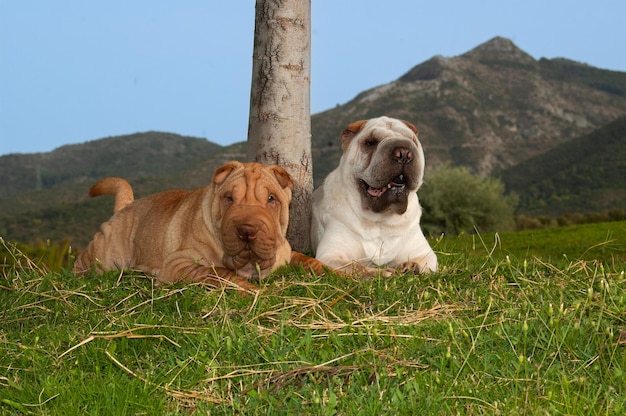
[500,116,626,215]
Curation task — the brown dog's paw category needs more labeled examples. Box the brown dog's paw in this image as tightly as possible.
[202,274,258,297]
[230,277,259,294]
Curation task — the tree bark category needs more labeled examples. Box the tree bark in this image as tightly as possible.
[247,0,312,252]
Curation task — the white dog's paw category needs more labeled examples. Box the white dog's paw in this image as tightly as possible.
[396,261,425,275]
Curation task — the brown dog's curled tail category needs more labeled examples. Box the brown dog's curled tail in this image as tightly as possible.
[89,177,134,213]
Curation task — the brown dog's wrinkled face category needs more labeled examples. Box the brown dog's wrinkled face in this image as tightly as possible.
[340,116,425,214]
[210,162,293,275]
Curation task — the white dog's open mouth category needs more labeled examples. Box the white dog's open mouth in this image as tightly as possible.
[363,174,406,198]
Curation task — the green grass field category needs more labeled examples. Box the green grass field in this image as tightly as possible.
[1,221,625,414]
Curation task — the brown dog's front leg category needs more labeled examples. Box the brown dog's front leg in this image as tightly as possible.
[290,251,342,276]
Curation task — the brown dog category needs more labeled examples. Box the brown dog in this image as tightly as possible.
[74,161,329,291]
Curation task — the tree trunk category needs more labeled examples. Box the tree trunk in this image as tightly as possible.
[247,0,312,252]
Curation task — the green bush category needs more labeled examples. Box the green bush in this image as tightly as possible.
[419,164,517,235]
[0,238,72,272]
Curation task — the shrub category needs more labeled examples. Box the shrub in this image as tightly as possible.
[419,164,518,235]
[0,238,72,272]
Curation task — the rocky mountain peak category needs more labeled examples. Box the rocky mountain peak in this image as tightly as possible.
[462,36,536,65]
[398,55,448,82]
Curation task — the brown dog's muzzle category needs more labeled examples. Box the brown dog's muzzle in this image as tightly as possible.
[220,205,279,273]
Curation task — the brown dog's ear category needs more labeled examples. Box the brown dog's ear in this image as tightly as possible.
[401,120,418,135]
[341,120,367,152]
[213,161,242,185]
[270,165,294,190]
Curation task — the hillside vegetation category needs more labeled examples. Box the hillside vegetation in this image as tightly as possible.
[0,132,223,199]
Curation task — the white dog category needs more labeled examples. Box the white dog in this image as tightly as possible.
[311,116,437,275]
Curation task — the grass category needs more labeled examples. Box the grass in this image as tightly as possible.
[1,221,625,414]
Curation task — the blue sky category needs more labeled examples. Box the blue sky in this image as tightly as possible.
[1,0,625,155]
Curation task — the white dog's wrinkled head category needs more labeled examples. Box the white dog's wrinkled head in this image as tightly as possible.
[339,116,425,214]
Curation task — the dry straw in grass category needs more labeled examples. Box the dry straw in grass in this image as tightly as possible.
[104,348,223,404]
[247,279,463,332]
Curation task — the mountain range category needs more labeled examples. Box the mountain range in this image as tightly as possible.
[1,36,625,247]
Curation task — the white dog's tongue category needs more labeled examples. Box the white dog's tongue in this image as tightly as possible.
[367,174,405,198]
[367,185,388,197]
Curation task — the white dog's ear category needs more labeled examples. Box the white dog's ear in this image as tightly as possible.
[341,120,367,151]
[213,161,242,185]
[401,120,418,135]
[270,166,294,190]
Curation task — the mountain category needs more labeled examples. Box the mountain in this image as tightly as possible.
[311,36,626,178]
[1,36,626,246]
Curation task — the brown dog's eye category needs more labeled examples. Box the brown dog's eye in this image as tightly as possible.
[223,194,234,205]
[267,195,278,205]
